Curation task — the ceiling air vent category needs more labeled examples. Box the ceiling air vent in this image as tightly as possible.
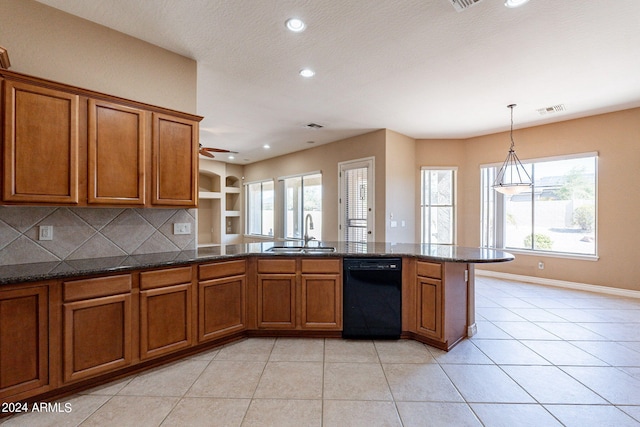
[537,104,566,115]
[448,0,483,12]
[304,123,324,129]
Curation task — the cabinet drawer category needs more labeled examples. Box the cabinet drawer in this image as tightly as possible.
[64,274,132,302]
[301,258,341,274]
[199,259,246,280]
[257,258,296,274]
[140,266,192,290]
[416,261,442,279]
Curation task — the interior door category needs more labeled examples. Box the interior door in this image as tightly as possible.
[339,157,374,244]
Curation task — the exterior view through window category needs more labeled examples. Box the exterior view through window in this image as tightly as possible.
[284,173,322,240]
[481,153,597,256]
[246,180,274,236]
[420,168,456,244]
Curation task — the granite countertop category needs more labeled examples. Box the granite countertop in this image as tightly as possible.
[0,241,514,285]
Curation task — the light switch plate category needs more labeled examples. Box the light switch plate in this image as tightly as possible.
[173,223,191,235]
[39,225,53,241]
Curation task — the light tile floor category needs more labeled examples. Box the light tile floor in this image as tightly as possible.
[3,276,640,426]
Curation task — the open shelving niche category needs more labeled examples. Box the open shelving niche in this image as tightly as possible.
[198,160,243,246]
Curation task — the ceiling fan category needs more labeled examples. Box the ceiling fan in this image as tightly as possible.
[198,143,238,158]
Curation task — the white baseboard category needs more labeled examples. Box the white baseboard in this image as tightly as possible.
[475,269,640,299]
[467,323,478,337]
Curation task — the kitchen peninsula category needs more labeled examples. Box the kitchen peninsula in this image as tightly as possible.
[0,242,512,405]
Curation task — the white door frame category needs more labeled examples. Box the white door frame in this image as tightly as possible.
[338,157,375,243]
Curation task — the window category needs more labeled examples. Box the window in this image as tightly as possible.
[420,168,456,244]
[283,173,322,240]
[481,153,597,256]
[246,180,274,236]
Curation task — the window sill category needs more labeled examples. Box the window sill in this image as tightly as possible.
[501,248,599,261]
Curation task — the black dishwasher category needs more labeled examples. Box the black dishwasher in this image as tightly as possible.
[343,258,402,339]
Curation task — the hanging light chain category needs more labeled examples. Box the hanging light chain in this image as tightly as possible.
[492,103,532,194]
[508,104,516,151]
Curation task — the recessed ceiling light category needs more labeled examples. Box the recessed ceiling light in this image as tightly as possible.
[285,18,306,32]
[228,155,235,160]
[504,0,530,8]
[299,68,315,78]
[263,144,270,149]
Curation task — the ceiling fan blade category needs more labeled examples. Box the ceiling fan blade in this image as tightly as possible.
[201,147,238,153]
[199,149,215,158]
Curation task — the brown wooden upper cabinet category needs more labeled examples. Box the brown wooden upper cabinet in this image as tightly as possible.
[152,113,199,207]
[2,80,80,204]
[88,99,147,205]
[1,70,201,208]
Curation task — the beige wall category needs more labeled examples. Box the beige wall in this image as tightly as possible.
[417,107,640,291]
[414,138,466,243]
[0,0,197,113]
[385,129,416,243]
[243,130,387,242]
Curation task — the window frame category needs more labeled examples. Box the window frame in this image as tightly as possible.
[244,179,275,237]
[279,171,323,241]
[420,167,457,245]
[481,152,598,259]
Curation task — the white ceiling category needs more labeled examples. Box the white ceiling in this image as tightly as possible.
[36,0,640,163]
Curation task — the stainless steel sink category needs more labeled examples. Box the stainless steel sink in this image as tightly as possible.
[302,246,336,253]
[266,246,336,254]
[266,246,305,253]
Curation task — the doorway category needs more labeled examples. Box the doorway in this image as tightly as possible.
[338,157,375,244]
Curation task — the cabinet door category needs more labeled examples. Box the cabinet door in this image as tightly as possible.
[257,274,296,329]
[301,274,342,330]
[3,80,79,204]
[63,293,132,382]
[88,99,146,205]
[0,286,49,400]
[140,283,192,360]
[416,276,443,340]
[151,113,198,207]
[198,275,246,342]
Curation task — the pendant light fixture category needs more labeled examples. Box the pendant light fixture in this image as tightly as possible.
[492,104,532,195]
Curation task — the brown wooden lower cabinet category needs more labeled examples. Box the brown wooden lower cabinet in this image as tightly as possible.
[256,258,343,331]
[199,275,246,341]
[0,255,472,405]
[415,261,468,350]
[63,275,133,383]
[257,274,297,329]
[139,266,193,360]
[0,285,50,400]
[300,274,342,329]
[300,259,342,330]
[416,276,443,340]
[198,259,247,342]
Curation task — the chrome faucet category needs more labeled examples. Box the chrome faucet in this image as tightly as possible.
[304,214,315,246]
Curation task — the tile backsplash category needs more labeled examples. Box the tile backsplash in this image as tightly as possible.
[0,206,196,266]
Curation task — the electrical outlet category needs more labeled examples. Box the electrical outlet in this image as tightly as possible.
[173,223,191,235]
[538,261,545,270]
[39,225,53,241]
